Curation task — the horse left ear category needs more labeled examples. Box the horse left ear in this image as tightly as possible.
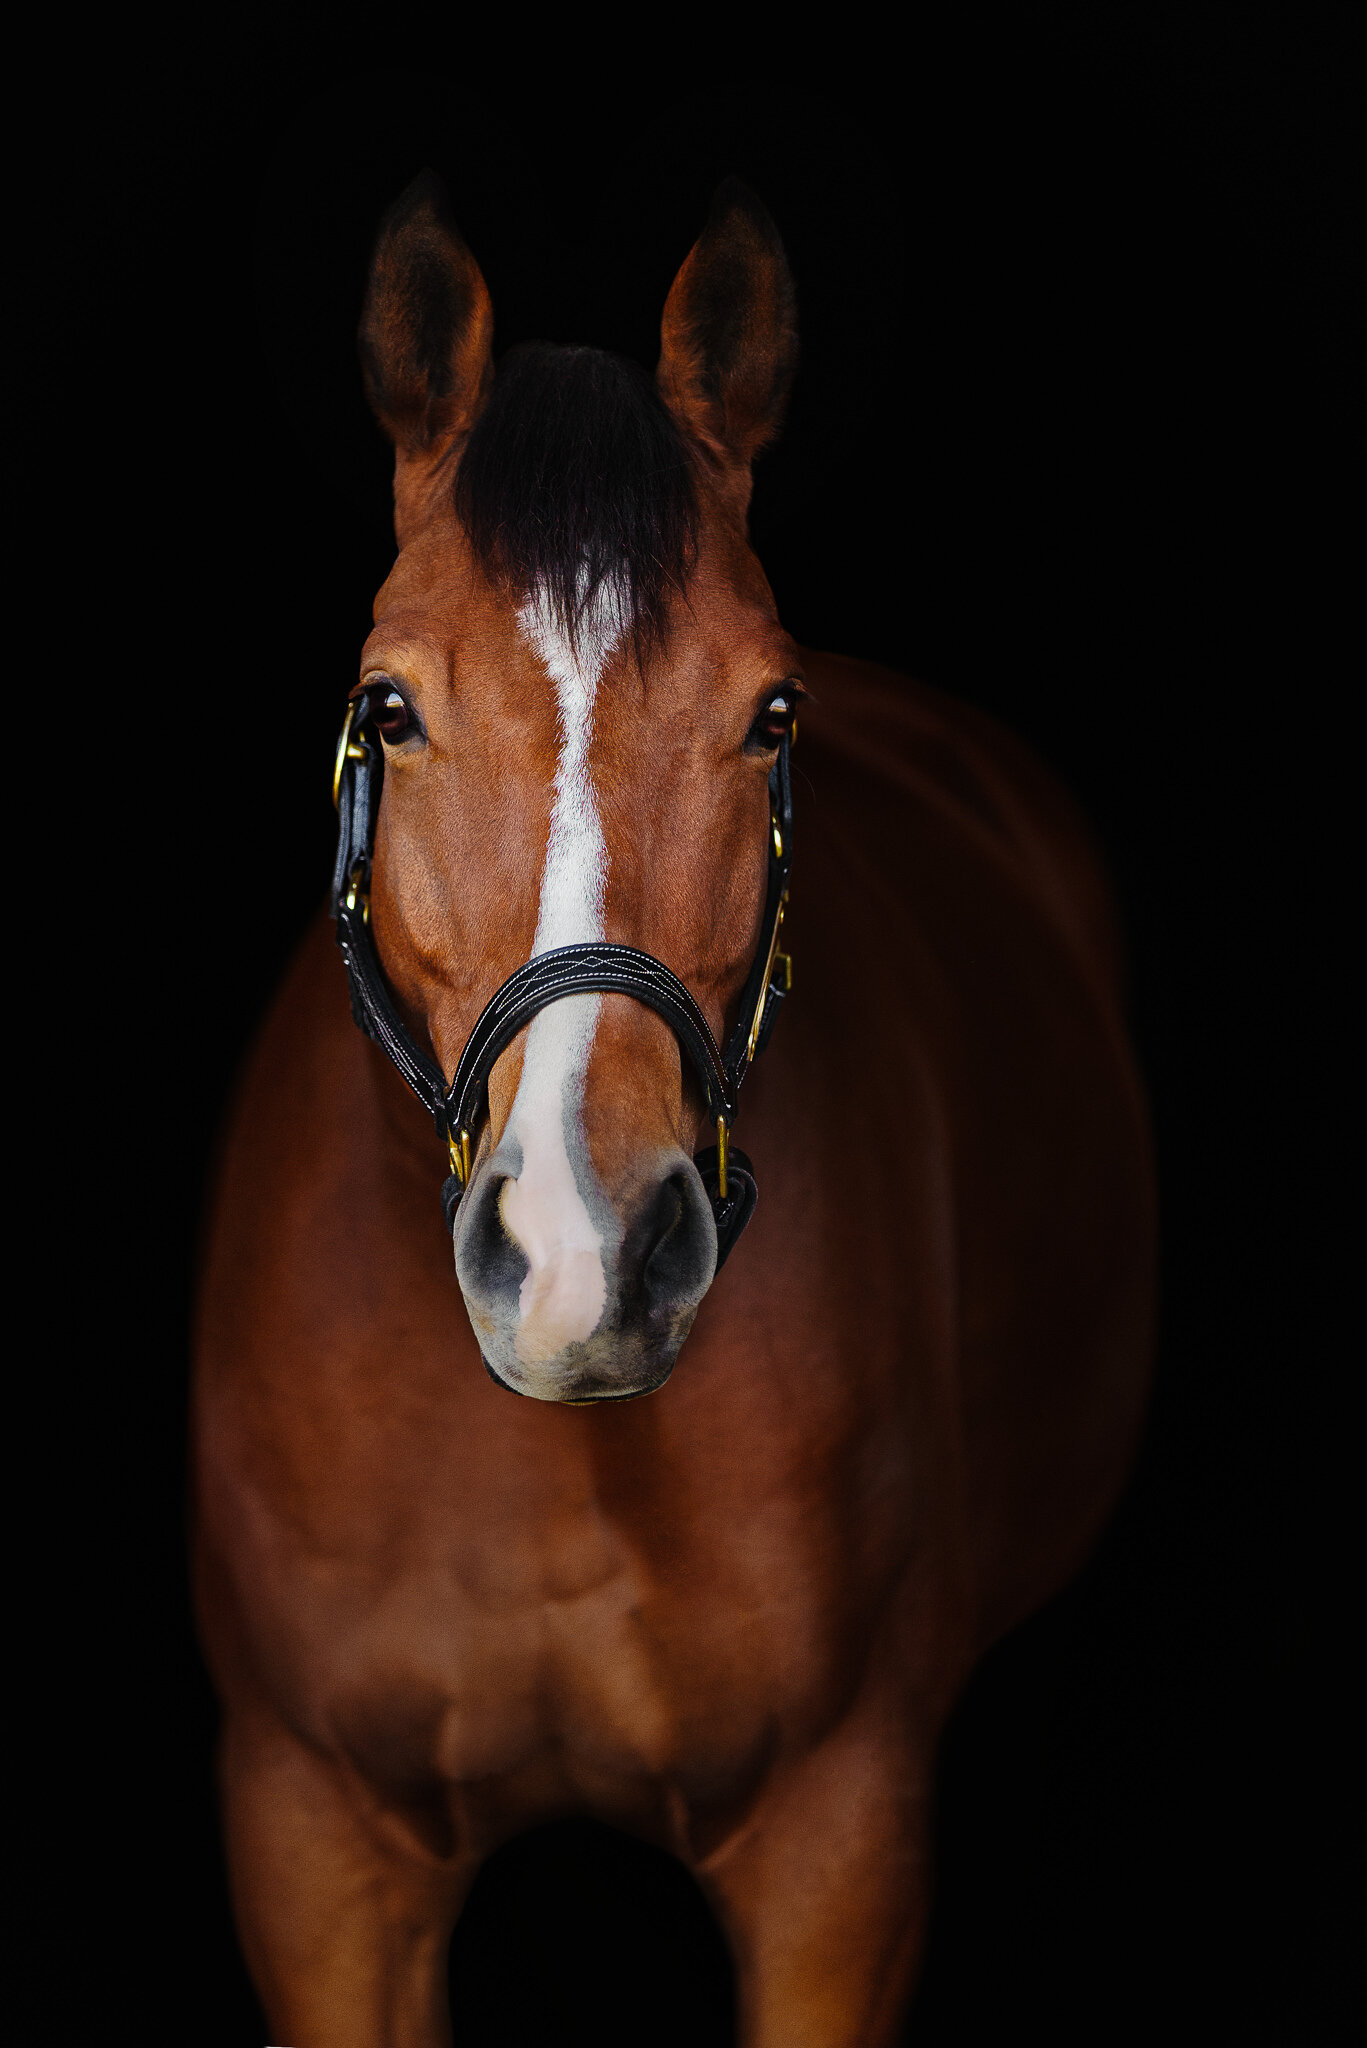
[657,179,798,476]
[359,171,493,465]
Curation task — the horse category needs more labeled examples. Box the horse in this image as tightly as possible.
[193,172,1155,2047]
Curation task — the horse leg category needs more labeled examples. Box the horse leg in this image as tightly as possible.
[700,1691,932,2048]
[219,1712,470,2048]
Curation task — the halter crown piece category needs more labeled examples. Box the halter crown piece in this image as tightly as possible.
[331,689,795,1272]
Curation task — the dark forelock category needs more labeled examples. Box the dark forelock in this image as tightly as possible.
[453,344,698,660]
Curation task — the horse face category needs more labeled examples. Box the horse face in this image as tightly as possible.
[356,176,798,1401]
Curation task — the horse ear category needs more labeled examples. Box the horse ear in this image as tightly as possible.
[657,179,798,473]
[359,171,493,460]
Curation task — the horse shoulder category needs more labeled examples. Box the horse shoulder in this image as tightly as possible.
[193,913,481,1695]
[793,649,1155,1646]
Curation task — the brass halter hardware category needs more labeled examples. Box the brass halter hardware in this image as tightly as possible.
[332,699,368,810]
[746,892,789,1062]
[343,861,370,924]
[447,1127,473,1187]
[715,1115,729,1198]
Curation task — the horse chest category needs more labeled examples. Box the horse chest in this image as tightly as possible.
[310,1488,848,1818]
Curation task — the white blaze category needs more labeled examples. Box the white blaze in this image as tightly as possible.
[500,581,624,1365]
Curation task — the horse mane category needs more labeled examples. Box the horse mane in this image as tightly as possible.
[453,343,698,661]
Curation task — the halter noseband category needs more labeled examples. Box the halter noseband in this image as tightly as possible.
[331,688,794,1272]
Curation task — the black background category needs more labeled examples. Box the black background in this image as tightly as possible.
[27,11,1353,2043]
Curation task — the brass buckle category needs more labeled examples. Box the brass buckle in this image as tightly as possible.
[746,898,789,1062]
[447,1127,473,1188]
[332,699,369,810]
[342,861,370,925]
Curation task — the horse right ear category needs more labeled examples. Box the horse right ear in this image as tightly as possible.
[359,172,493,467]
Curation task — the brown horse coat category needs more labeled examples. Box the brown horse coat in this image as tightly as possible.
[194,178,1153,2048]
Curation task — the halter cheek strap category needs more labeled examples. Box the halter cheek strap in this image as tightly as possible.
[331,690,793,1273]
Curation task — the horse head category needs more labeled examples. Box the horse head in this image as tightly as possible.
[349,173,801,1404]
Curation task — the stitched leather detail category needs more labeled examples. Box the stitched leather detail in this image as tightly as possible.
[447,943,733,1140]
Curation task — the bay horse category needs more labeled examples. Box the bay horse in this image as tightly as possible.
[194,173,1154,2046]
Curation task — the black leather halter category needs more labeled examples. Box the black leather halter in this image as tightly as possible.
[331,688,794,1272]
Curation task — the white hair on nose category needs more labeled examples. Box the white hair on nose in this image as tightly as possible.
[500,578,626,1367]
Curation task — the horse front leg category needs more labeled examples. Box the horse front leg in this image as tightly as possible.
[699,1688,934,2048]
[220,1710,472,2048]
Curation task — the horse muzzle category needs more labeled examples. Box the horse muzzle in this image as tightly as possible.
[452,1144,719,1402]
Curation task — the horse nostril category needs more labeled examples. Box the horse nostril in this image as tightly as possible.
[453,1169,528,1308]
[640,1165,717,1309]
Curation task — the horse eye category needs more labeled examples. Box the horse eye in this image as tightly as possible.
[372,688,413,743]
[747,689,797,752]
